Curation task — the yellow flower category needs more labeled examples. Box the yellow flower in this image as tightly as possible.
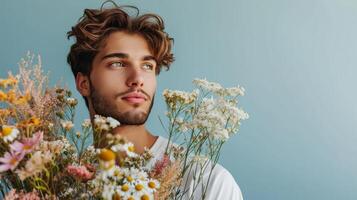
[141,194,150,200]
[0,109,11,117]
[29,117,41,126]
[0,125,19,143]
[112,193,121,200]
[128,145,135,152]
[148,181,156,189]
[99,149,116,161]
[121,184,129,192]
[135,183,144,191]
[8,75,18,86]
[2,89,31,105]
[0,75,18,88]
[12,92,31,105]
[0,79,7,88]
[6,90,16,102]
[18,117,41,129]
[0,90,7,101]
[98,149,116,170]
[126,175,134,182]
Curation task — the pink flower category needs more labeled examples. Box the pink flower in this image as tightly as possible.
[4,189,18,200]
[151,154,171,176]
[66,164,94,181]
[10,131,43,155]
[4,189,40,200]
[0,150,24,172]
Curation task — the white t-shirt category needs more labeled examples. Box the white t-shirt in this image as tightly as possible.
[147,136,244,200]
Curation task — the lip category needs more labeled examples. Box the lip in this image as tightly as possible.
[121,92,147,104]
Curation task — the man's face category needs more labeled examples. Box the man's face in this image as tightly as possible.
[87,31,157,125]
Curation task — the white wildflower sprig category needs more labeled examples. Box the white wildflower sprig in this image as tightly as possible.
[66,97,78,107]
[81,119,91,128]
[162,78,249,199]
[106,117,120,129]
[93,115,120,132]
[61,120,74,131]
[162,89,199,111]
[166,79,249,142]
[193,78,245,97]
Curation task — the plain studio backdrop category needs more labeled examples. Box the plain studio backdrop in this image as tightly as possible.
[1,0,356,199]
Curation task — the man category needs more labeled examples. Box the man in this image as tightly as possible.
[67,3,243,200]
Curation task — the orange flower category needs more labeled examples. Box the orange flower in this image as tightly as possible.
[0,90,7,101]
[17,117,42,130]
[0,75,18,88]
[98,149,116,170]
[0,79,6,88]
[3,89,31,105]
[6,90,16,103]
[28,117,41,127]
[0,109,11,117]
[12,92,31,105]
[98,149,116,161]
[7,75,18,87]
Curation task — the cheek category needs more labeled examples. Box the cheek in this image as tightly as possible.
[93,70,126,94]
[146,76,157,95]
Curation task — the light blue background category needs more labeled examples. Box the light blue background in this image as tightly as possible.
[1,0,356,199]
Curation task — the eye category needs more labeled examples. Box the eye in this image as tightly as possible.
[110,61,125,68]
[143,63,154,71]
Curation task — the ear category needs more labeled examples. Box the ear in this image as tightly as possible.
[75,72,91,97]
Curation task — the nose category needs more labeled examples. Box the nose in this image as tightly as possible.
[126,67,144,88]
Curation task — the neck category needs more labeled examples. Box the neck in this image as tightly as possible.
[94,123,158,154]
[88,105,158,154]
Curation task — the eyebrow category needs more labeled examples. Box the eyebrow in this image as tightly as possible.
[101,53,157,63]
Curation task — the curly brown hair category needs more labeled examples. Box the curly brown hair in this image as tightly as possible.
[67,2,175,78]
[66,2,174,108]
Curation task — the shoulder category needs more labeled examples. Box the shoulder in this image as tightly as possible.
[205,163,244,200]
[182,160,244,200]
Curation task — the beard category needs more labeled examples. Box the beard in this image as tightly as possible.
[89,81,154,126]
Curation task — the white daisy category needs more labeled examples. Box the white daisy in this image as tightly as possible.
[146,178,160,193]
[123,143,138,158]
[111,142,138,158]
[0,125,19,143]
[116,183,134,198]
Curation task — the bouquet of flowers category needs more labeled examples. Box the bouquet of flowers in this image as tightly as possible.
[0,53,248,200]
